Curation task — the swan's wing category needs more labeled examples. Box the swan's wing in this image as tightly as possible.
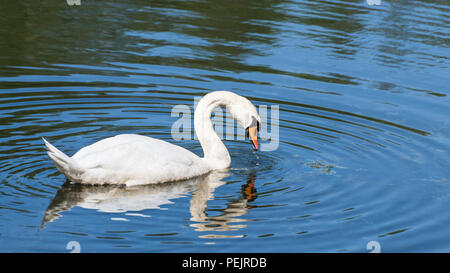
[71,134,209,185]
[73,134,153,158]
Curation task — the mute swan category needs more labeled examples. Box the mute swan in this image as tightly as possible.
[43,91,261,186]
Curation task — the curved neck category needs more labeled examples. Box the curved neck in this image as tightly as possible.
[194,92,232,169]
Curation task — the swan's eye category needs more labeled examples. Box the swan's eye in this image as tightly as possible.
[249,116,259,128]
[245,127,249,138]
[250,116,260,132]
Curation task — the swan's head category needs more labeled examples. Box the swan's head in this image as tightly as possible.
[196,91,261,153]
[225,94,261,151]
[244,114,260,151]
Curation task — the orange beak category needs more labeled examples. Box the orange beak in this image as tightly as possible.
[248,126,258,151]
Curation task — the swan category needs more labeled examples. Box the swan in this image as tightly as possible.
[43,91,261,186]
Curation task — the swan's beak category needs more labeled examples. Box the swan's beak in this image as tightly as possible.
[248,126,258,151]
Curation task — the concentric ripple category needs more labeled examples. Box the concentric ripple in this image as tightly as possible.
[0,0,449,252]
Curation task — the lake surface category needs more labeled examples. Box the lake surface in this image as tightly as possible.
[0,0,448,252]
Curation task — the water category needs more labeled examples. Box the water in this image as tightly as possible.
[0,0,448,252]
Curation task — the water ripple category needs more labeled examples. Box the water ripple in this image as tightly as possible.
[0,0,448,252]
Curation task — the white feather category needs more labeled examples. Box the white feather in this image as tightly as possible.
[43,91,260,186]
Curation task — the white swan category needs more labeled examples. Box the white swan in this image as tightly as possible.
[43,91,261,186]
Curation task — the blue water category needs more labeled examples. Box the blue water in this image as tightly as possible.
[0,0,449,252]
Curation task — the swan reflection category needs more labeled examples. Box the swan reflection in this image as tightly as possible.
[41,171,258,236]
[190,174,256,237]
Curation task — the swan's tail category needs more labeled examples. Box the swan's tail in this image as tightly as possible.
[42,137,81,182]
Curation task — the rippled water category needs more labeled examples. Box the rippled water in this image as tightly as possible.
[0,0,449,252]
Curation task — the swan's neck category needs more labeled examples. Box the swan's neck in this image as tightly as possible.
[194,92,231,169]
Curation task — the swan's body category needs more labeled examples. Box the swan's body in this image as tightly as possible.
[44,134,210,186]
[43,91,260,186]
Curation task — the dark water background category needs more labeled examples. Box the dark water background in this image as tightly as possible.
[0,0,449,252]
